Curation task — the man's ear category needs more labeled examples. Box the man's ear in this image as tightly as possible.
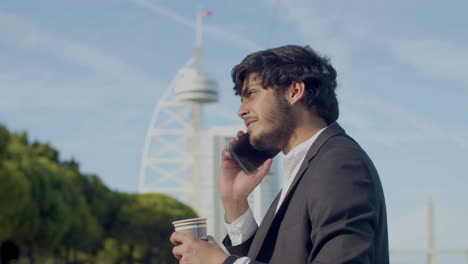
[287,81,306,105]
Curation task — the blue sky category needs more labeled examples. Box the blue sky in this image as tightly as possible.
[1,0,467,260]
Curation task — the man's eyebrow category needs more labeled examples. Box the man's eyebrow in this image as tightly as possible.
[241,83,261,97]
[240,86,250,97]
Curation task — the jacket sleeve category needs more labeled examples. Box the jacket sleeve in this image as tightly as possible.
[307,147,383,263]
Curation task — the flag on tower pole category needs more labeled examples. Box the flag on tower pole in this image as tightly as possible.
[201,10,213,17]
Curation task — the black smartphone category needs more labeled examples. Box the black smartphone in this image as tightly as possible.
[229,133,280,175]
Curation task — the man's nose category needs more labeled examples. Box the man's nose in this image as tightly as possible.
[238,103,249,119]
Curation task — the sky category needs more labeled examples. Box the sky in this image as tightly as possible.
[1,0,467,261]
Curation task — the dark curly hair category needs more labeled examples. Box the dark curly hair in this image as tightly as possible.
[231,45,339,124]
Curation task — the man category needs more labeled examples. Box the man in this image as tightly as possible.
[171,45,389,263]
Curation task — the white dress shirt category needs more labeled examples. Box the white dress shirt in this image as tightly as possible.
[225,127,327,264]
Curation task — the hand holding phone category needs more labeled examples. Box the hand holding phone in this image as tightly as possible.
[229,132,280,175]
[219,131,278,222]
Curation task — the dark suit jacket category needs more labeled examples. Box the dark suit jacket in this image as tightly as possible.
[223,122,389,263]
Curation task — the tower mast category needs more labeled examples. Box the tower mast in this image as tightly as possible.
[428,200,438,264]
[139,10,218,214]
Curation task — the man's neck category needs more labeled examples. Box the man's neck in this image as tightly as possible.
[282,118,327,155]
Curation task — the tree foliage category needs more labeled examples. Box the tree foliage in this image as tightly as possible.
[0,124,197,263]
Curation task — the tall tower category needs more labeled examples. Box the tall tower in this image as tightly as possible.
[428,200,438,264]
[139,10,218,214]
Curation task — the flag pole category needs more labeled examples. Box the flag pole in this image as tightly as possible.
[195,10,203,73]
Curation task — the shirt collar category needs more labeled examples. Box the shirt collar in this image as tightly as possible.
[283,127,327,181]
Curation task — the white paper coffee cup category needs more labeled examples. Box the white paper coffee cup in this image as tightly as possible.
[172,217,207,240]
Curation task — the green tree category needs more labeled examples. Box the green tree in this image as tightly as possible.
[58,170,119,263]
[59,169,104,263]
[31,141,59,163]
[1,125,201,264]
[0,125,10,165]
[0,160,32,241]
[113,193,197,263]
[77,173,122,232]
[5,134,72,263]
[0,126,31,241]
[17,158,72,263]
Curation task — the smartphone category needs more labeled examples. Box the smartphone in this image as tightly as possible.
[229,133,280,175]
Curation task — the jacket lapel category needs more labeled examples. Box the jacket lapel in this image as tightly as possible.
[278,122,345,211]
[248,122,346,260]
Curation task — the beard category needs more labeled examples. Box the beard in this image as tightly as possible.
[250,95,296,151]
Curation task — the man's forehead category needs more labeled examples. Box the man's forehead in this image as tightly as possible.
[244,73,261,84]
[241,73,262,92]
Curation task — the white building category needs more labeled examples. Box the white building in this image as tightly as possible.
[201,126,282,243]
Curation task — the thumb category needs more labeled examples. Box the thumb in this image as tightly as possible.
[250,158,272,186]
[256,158,273,178]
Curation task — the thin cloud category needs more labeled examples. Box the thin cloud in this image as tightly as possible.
[391,39,468,88]
[262,0,468,151]
[129,0,262,51]
[0,11,162,110]
[0,72,98,110]
[368,99,468,150]
[130,0,192,27]
[261,0,358,71]
[270,0,468,90]
[0,11,154,83]
[341,94,468,150]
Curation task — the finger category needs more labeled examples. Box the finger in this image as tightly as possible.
[236,130,245,138]
[222,150,242,171]
[170,231,190,246]
[170,232,180,245]
[222,149,233,160]
[229,138,238,145]
[172,244,183,260]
